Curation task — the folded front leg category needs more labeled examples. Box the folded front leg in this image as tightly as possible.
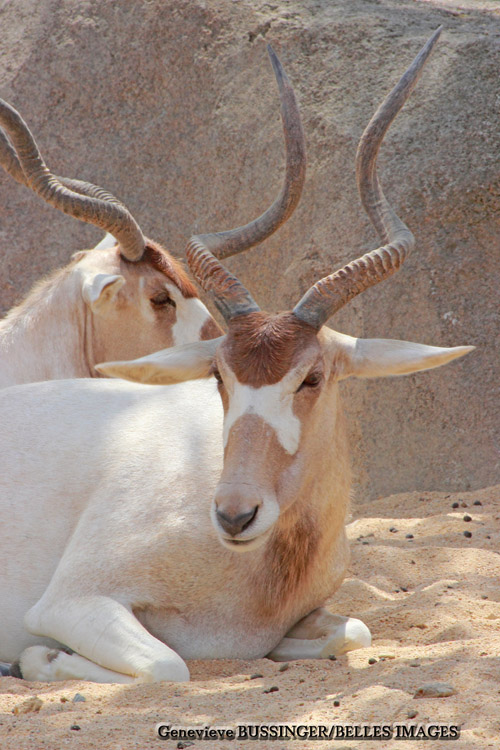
[14,646,138,683]
[23,594,189,683]
[267,607,371,662]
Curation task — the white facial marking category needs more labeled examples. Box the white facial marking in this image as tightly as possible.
[164,282,211,345]
[223,380,301,455]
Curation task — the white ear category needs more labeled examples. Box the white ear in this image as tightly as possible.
[96,336,225,384]
[324,330,474,379]
[82,273,125,314]
[92,232,117,251]
[71,250,89,262]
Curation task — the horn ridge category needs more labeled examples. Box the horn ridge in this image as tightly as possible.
[0,99,145,261]
[191,45,306,261]
[293,28,441,330]
[0,127,131,212]
[185,47,305,322]
[186,237,259,321]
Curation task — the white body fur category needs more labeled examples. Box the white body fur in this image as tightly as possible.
[0,329,471,682]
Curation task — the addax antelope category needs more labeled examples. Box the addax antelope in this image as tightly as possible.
[0,45,304,384]
[0,34,472,683]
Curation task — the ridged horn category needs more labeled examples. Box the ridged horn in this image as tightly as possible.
[0,127,130,210]
[0,100,146,260]
[186,45,306,320]
[293,27,442,330]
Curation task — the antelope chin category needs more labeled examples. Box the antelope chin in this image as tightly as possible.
[218,527,272,553]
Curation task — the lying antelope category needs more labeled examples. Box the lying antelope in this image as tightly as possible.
[0,50,304,384]
[0,32,472,683]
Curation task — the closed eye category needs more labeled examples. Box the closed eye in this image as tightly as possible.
[212,368,223,385]
[296,372,322,392]
[150,291,176,308]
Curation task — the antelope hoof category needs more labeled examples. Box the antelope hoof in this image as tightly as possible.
[139,656,190,683]
[320,617,372,657]
[267,615,372,661]
[15,646,73,682]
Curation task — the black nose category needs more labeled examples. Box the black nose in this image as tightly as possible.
[216,506,259,537]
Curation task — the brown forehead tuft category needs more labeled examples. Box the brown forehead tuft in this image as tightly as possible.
[224,311,318,386]
[139,241,198,299]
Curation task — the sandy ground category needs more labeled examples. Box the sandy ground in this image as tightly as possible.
[0,484,498,750]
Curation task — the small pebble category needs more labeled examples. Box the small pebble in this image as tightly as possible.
[368,657,377,665]
[407,709,418,719]
[401,586,408,592]
[473,500,482,506]
[263,686,279,694]
[409,660,420,667]
[70,725,81,731]
[464,530,472,538]
[60,697,69,703]
[177,743,194,750]
[481,595,488,600]
[486,535,491,539]
[328,654,337,661]
[333,700,340,707]
[72,693,86,703]
[389,527,398,533]
[278,663,289,672]
[410,560,416,565]
[379,653,396,660]
[463,514,472,522]
[461,501,467,507]
[413,682,457,699]
[12,696,43,715]
[405,534,414,539]
[362,541,369,545]
[452,502,459,508]
[250,673,263,680]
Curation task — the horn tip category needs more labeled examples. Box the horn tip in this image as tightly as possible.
[426,26,443,49]
[267,44,288,87]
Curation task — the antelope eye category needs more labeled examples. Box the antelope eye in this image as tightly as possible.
[150,291,176,308]
[297,372,322,392]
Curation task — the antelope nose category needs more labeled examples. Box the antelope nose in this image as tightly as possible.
[215,506,259,537]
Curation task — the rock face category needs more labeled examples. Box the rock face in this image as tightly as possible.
[0,0,497,499]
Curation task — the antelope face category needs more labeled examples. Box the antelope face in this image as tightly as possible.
[75,240,221,367]
[210,312,327,551]
[97,33,473,558]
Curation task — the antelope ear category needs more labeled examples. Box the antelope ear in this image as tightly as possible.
[96,337,225,385]
[81,272,125,314]
[322,330,475,379]
[92,232,118,251]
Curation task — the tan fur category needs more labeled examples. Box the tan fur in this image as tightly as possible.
[257,512,320,616]
[0,240,221,387]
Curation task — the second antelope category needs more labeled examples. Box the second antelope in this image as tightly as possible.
[0,33,472,683]
[0,46,304,385]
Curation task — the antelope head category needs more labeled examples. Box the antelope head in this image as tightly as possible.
[0,45,305,357]
[99,34,473,550]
